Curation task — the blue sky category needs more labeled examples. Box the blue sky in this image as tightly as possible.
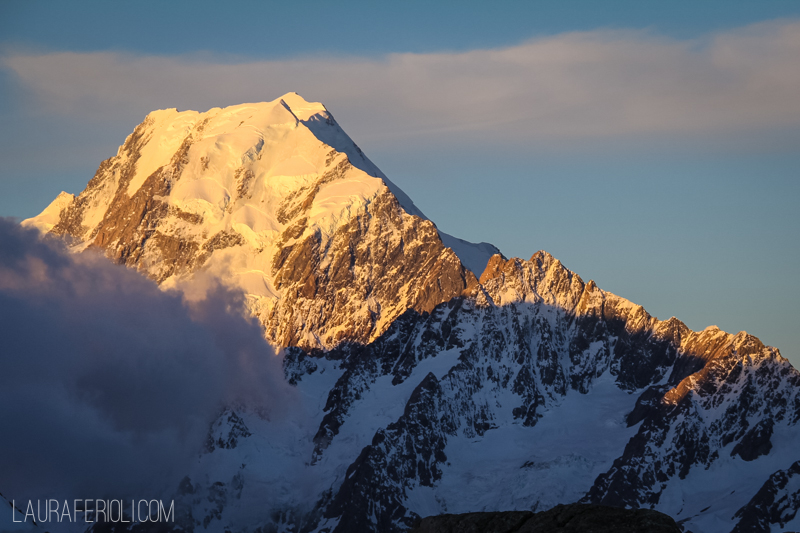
[1,0,799,366]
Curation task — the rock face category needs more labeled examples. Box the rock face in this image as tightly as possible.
[26,94,800,533]
[411,504,681,533]
[731,461,800,533]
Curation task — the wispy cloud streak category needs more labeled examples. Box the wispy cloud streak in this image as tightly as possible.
[3,19,800,144]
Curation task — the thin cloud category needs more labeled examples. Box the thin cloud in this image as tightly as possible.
[3,19,800,144]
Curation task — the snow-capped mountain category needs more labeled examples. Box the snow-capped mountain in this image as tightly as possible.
[24,93,496,349]
[24,94,800,533]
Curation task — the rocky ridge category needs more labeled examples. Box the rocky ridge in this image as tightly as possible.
[293,253,800,533]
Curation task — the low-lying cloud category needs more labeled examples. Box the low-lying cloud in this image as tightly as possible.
[3,19,800,145]
[0,219,294,502]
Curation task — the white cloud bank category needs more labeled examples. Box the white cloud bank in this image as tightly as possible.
[0,220,295,502]
[3,19,800,145]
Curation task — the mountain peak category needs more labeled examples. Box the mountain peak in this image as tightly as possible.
[478,253,508,284]
[277,92,328,120]
[25,94,498,348]
[20,191,74,233]
[278,90,310,103]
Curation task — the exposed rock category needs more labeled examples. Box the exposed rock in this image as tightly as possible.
[411,504,681,533]
[585,332,798,511]
[732,461,800,533]
[264,188,477,348]
[414,511,533,533]
[731,418,773,461]
[206,409,251,452]
[323,372,452,533]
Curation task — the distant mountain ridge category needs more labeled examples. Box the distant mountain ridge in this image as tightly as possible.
[24,93,800,533]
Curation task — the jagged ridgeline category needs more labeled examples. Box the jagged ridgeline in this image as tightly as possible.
[26,94,800,533]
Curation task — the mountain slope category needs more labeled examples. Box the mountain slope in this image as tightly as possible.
[24,94,800,533]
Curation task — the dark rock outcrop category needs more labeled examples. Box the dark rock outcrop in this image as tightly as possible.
[411,504,681,533]
[730,418,774,461]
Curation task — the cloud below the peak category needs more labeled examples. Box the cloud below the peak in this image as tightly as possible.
[0,220,294,502]
[3,19,800,146]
